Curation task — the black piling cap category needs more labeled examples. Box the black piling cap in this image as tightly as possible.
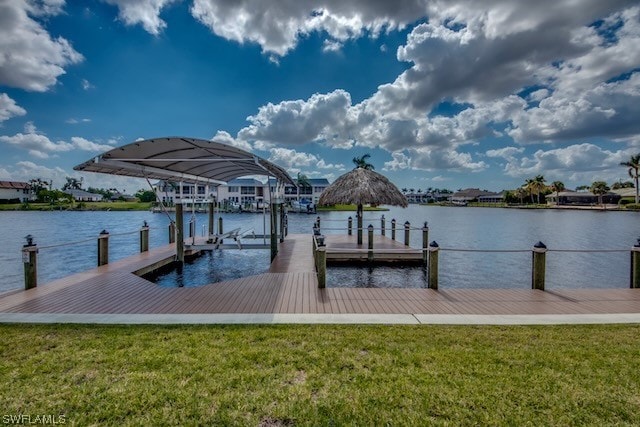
[100,229,109,235]
[368,224,373,230]
[423,221,428,228]
[24,234,34,246]
[429,240,439,248]
[534,241,547,249]
[143,220,148,228]
[635,238,640,248]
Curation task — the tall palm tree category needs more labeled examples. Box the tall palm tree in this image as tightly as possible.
[514,187,527,204]
[296,172,311,199]
[590,181,610,207]
[525,175,546,204]
[550,181,565,206]
[620,154,640,204]
[352,154,375,170]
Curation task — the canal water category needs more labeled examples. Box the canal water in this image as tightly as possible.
[0,205,638,292]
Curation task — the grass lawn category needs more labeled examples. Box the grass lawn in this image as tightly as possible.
[1,324,639,425]
[0,202,152,211]
[317,204,388,211]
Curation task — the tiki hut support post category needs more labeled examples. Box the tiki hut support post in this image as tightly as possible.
[357,204,363,245]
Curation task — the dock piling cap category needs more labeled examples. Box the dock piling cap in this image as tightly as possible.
[635,238,640,248]
[429,240,439,248]
[534,241,547,249]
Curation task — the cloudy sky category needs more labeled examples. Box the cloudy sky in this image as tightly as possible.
[1,0,639,193]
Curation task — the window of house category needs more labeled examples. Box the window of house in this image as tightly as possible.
[241,186,255,195]
[228,186,239,193]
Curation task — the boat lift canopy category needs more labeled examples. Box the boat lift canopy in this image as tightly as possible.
[74,136,295,186]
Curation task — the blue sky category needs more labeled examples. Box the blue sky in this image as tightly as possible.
[1,0,639,193]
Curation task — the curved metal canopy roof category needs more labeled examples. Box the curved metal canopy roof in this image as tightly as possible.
[74,137,295,186]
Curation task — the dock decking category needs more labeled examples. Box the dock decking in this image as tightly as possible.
[1,234,640,319]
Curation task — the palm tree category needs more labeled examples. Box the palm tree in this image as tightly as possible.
[620,154,640,204]
[352,154,375,170]
[401,188,408,194]
[550,181,565,206]
[590,181,610,207]
[514,187,527,204]
[525,175,546,204]
[62,176,83,191]
[296,172,311,199]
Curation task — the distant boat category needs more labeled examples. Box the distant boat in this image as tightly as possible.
[290,199,315,213]
[451,200,468,206]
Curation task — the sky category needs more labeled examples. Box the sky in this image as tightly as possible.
[1,0,640,194]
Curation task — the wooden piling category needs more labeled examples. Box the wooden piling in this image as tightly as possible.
[404,221,410,246]
[208,201,214,237]
[168,221,175,244]
[631,241,640,288]
[140,223,149,253]
[280,205,286,242]
[422,222,429,267]
[391,219,396,240]
[317,246,326,288]
[357,211,363,245]
[22,238,38,290]
[270,203,278,262]
[532,241,547,290]
[368,224,374,262]
[176,204,184,263]
[348,217,353,236]
[97,230,109,266]
[381,215,386,236]
[284,213,288,237]
[428,241,439,290]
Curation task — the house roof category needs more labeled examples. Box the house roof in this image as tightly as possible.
[0,181,29,189]
[67,189,103,198]
[74,137,295,186]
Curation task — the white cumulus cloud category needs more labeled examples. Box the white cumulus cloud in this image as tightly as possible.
[0,93,26,123]
[0,0,83,91]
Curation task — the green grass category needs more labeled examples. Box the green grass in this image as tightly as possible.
[317,204,388,211]
[0,202,152,211]
[1,324,640,425]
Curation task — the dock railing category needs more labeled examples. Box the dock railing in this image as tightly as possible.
[20,221,173,290]
[311,216,640,290]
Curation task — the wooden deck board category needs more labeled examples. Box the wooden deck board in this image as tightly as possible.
[3,234,640,317]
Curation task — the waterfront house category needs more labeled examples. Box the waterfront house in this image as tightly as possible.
[545,191,621,205]
[0,181,34,203]
[66,189,104,202]
[477,192,505,204]
[450,188,498,204]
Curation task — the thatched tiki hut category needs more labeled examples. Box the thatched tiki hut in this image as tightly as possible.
[318,168,408,244]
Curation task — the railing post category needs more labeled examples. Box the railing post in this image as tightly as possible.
[317,244,326,288]
[140,221,149,253]
[168,221,175,244]
[631,239,640,288]
[422,222,429,267]
[284,213,288,237]
[316,216,321,230]
[218,216,224,243]
[368,224,374,262]
[428,241,439,290]
[22,235,38,290]
[97,229,109,266]
[404,221,410,246]
[391,219,396,240]
[176,203,184,263]
[532,241,547,290]
[348,216,353,236]
[381,215,385,236]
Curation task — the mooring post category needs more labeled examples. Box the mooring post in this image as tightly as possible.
[284,213,288,237]
[428,241,439,290]
[422,222,429,267]
[317,241,326,288]
[168,221,175,244]
[404,221,410,246]
[22,234,38,290]
[631,238,640,288]
[270,203,278,262]
[97,229,109,266]
[348,216,353,236]
[208,200,214,237]
[391,219,396,240]
[316,216,321,230]
[280,204,286,242]
[140,221,149,253]
[532,241,547,290]
[357,210,363,245]
[381,215,385,236]
[368,224,374,262]
[218,216,224,243]
[175,203,184,263]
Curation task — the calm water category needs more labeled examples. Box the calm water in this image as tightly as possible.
[0,205,638,292]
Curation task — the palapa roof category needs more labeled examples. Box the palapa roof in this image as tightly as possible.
[74,137,295,186]
[318,168,408,207]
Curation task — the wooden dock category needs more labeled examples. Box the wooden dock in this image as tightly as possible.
[2,234,640,317]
